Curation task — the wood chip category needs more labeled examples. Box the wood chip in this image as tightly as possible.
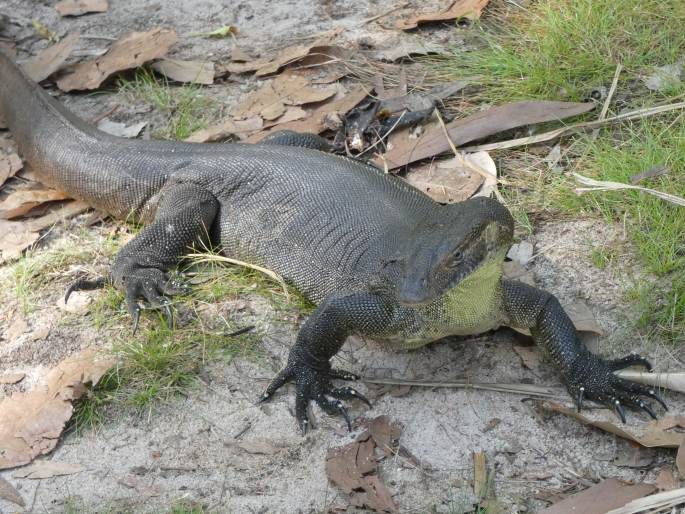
[473,451,487,499]
[21,32,80,83]
[0,348,115,469]
[539,478,656,514]
[55,0,108,16]
[381,101,595,169]
[151,58,214,85]
[396,0,489,30]
[13,461,84,479]
[57,28,177,92]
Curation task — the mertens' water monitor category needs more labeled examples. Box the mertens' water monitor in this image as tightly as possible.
[0,49,666,432]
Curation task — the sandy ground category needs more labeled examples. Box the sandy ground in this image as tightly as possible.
[1,1,684,513]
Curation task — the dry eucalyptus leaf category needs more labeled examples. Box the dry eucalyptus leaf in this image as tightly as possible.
[538,478,656,514]
[3,315,28,343]
[562,300,604,335]
[57,28,177,91]
[0,476,24,507]
[151,58,214,85]
[21,32,80,83]
[655,466,680,491]
[184,116,263,143]
[396,0,490,30]
[0,153,23,188]
[0,348,115,469]
[404,155,485,204]
[502,260,535,286]
[0,185,71,219]
[0,372,26,385]
[13,461,84,479]
[55,0,108,16]
[512,345,541,370]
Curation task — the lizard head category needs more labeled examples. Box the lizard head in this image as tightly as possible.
[396,197,514,305]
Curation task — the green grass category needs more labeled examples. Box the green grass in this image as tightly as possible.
[71,256,310,433]
[117,69,212,140]
[437,0,685,102]
[576,117,685,343]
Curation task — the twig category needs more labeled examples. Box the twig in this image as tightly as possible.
[599,63,622,121]
[362,377,561,398]
[459,101,685,153]
[573,173,685,207]
[435,110,494,182]
[362,3,409,24]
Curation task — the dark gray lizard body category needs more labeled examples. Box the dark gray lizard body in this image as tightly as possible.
[0,50,666,431]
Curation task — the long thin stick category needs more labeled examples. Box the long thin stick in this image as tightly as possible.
[362,377,561,398]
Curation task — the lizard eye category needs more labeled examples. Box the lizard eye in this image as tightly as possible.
[449,251,463,267]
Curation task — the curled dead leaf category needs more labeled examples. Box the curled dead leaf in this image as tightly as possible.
[404,154,485,204]
[0,152,23,188]
[396,0,490,30]
[57,28,177,91]
[151,58,214,85]
[0,185,71,219]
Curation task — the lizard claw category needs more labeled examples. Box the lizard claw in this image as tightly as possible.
[117,267,186,332]
[65,277,108,304]
[261,360,370,433]
[568,352,666,422]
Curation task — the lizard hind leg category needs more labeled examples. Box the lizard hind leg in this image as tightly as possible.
[110,182,219,332]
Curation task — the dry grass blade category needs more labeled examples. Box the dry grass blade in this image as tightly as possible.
[362,377,561,398]
[461,101,685,153]
[604,487,685,514]
[186,252,290,299]
[574,173,685,207]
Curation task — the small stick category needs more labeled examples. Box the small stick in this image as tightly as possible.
[362,377,561,398]
[435,110,494,182]
[362,3,409,24]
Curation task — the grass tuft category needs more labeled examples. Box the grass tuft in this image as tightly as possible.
[117,68,212,140]
[436,0,685,102]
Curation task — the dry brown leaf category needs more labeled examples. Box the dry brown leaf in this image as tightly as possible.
[184,116,263,143]
[2,315,28,343]
[404,155,485,203]
[538,478,656,514]
[13,461,84,479]
[263,106,308,129]
[512,345,541,370]
[0,200,89,263]
[233,75,337,121]
[326,418,399,513]
[21,32,80,83]
[655,466,680,491]
[249,86,367,141]
[541,401,684,448]
[605,487,685,514]
[0,476,24,507]
[396,0,489,30]
[55,0,108,16]
[0,372,26,385]
[0,153,23,188]
[151,58,214,85]
[0,185,71,219]
[368,415,401,456]
[381,101,595,169]
[0,348,115,469]
[57,28,177,91]
[502,260,536,286]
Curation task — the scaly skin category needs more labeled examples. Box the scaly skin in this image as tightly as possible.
[0,50,666,432]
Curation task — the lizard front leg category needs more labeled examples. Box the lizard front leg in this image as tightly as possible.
[261,292,393,433]
[111,182,218,331]
[503,280,667,421]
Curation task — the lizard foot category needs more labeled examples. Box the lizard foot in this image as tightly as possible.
[569,352,667,423]
[65,276,108,303]
[260,362,370,434]
[116,268,189,334]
